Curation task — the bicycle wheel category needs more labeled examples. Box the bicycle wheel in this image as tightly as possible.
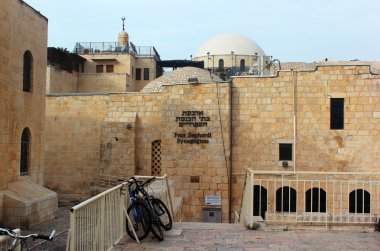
[149,213,164,241]
[152,198,173,230]
[126,202,150,241]
[145,200,164,241]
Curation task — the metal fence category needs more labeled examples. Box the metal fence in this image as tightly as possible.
[74,42,160,60]
[240,169,380,228]
[0,229,21,251]
[67,174,173,251]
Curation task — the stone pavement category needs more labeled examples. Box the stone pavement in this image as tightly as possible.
[17,203,380,251]
[112,222,380,251]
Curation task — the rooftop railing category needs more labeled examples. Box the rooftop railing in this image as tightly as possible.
[74,42,160,60]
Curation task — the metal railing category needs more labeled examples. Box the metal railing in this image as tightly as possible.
[67,174,173,251]
[240,169,380,228]
[74,42,160,60]
[0,229,21,251]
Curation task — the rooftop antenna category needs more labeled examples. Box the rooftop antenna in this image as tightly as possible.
[121,17,126,31]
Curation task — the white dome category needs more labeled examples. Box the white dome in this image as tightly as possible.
[194,34,265,58]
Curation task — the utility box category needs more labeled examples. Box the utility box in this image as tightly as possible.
[202,207,221,223]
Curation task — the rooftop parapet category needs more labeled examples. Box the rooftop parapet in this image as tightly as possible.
[74,42,160,60]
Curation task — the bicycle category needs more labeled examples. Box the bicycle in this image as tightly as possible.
[0,228,56,251]
[123,177,172,242]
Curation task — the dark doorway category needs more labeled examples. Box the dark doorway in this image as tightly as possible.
[253,185,267,219]
[305,188,326,212]
[276,186,297,212]
[349,189,370,213]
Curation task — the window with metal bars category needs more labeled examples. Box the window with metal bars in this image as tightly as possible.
[20,128,31,176]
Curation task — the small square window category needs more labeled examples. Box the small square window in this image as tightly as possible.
[279,143,292,161]
[96,65,103,73]
[106,65,114,73]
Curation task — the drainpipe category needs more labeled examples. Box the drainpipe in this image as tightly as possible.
[292,69,297,173]
[229,80,233,223]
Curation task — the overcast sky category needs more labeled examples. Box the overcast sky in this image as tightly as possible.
[26,0,380,62]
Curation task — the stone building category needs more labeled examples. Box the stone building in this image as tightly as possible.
[45,60,380,223]
[47,23,162,94]
[0,0,57,227]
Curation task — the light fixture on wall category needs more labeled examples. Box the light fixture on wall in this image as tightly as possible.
[126,124,132,130]
[282,161,289,168]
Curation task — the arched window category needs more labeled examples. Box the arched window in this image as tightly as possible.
[349,189,370,213]
[218,59,224,71]
[151,140,161,176]
[253,185,267,219]
[23,51,33,92]
[240,59,245,72]
[276,186,297,212]
[305,188,326,212]
[20,128,31,175]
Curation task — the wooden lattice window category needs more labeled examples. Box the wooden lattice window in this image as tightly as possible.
[151,140,161,176]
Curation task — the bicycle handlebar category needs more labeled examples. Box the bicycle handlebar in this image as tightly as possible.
[125,176,156,187]
[0,228,56,241]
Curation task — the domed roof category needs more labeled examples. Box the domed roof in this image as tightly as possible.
[194,34,265,58]
[141,67,223,93]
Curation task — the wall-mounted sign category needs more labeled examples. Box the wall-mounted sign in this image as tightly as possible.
[174,110,212,144]
[205,195,221,206]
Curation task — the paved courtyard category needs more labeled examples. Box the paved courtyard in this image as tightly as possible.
[24,203,380,251]
[112,222,380,251]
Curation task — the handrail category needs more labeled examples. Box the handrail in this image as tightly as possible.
[67,174,174,251]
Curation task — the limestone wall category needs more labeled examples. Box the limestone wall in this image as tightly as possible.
[0,0,47,188]
[231,65,380,213]
[161,83,231,222]
[44,95,109,196]
[78,73,130,93]
[0,0,12,191]
[46,66,79,93]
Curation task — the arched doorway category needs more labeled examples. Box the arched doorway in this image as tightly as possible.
[276,186,297,212]
[305,188,326,212]
[349,189,370,213]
